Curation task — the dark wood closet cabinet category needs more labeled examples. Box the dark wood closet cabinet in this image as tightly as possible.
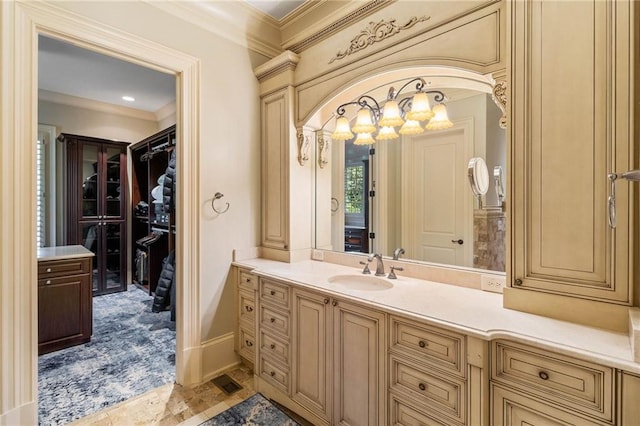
[130,125,176,294]
[58,133,129,296]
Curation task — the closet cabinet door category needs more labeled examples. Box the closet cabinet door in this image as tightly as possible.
[508,1,634,310]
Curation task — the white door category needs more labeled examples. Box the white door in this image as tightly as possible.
[402,124,471,267]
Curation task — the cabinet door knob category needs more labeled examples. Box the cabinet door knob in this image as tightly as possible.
[270,371,276,377]
[324,298,330,304]
[538,371,549,380]
[45,280,51,285]
[332,300,338,307]
[245,306,253,312]
[245,340,253,347]
[245,278,251,282]
[270,317,276,323]
[451,239,464,245]
[418,383,426,391]
[270,290,276,296]
[46,268,52,273]
[418,340,427,348]
[270,343,276,349]
[514,278,523,286]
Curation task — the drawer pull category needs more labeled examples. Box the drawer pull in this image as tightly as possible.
[245,306,253,312]
[270,371,276,377]
[538,371,549,381]
[245,340,253,347]
[45,280,51,285]
[46,268,52,273]
[270,343,276,349]
[418,383,426,391]
[270,317,276,323]
[418,340,427,348]
[270,290,276,296]
[245,278,251,282]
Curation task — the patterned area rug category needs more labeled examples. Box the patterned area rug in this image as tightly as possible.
[38,285,175,425]
[199,393,300,426]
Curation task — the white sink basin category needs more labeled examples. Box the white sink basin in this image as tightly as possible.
[328,274,393,291]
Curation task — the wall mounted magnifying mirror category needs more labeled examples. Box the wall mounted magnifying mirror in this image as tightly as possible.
[313,68,507,273]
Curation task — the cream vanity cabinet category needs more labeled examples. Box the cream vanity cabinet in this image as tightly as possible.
[506,0,636,327]
[491,340,615,425]
[235,268,257,365]
[292,288,387,425]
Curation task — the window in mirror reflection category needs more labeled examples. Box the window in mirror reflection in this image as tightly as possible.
[343,143,370,253]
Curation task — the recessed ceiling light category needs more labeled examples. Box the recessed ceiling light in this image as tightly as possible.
[122,96,135,102]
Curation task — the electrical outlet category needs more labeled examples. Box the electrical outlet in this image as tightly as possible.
[481,274,506,293]
[311,249,324,261]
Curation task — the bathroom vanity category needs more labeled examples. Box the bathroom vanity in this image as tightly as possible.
[233,258,640,425]
[37,245,94,355]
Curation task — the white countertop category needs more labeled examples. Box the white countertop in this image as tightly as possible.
[233,258,638,374]
[37,245,94,261]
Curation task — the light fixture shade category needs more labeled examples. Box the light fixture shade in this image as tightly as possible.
[376,126,399,140]
[399,120,425,135]
[331,116,354,140]
[352,108,376,133]
[406,92,433,121]
[354,133,375,145]
[378,100,404,127]
[425,104,454,130]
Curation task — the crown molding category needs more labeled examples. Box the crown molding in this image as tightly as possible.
[281,0,393,53]
[39,89,158,122]
[254,50,300,82]
[144,0,282,58]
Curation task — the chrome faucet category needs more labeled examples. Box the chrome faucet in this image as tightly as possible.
[393,247,405,260]
[368,253,386,276]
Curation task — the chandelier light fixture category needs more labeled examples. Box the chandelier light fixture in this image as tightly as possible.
[330,78,454,145]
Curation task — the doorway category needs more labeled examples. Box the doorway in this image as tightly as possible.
[37,34,179,422]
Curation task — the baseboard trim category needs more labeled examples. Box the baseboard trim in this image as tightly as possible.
[0,401,37,426]
[200,332,241,385]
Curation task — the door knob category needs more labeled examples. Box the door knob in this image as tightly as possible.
[451,239,464,245]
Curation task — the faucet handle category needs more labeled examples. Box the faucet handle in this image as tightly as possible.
[359,260,371,274]
[388,265,404,279]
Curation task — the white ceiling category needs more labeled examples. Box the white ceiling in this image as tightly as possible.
[244,0,306,20]
[38,35,176,113]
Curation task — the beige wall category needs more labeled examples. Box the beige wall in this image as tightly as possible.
[38,100,160,143]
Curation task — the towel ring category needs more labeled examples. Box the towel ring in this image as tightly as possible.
[211,192,230,214]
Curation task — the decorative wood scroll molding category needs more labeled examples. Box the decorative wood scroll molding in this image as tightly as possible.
[316,131,329,168]
[297,128,310,166]
[492,80,507,129]
[329,15,430,64]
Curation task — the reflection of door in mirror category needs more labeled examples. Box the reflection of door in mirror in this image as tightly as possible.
[401,124,471,267]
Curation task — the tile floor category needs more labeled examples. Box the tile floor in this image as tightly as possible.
[69,365,258,426]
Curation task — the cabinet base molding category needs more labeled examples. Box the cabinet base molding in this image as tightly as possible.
[503,287,630,332]
[255,376,328,425]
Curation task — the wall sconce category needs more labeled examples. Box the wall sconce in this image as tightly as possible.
[330,77,453,145]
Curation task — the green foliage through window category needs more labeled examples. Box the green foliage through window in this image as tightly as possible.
[345,165,364,214]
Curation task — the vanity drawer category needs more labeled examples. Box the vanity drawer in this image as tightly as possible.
[238,290,255,326]
[389,354,466,424]
[237,326,255,362]
[259,355,289,393]
[260,279,290,308]
[390,316,465,377]
[390,392,459,426]
[259,304,290,337]
[238,270,257,292]
[260,329,289,363]
[492,340,614,422]
[39,258,91,279]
